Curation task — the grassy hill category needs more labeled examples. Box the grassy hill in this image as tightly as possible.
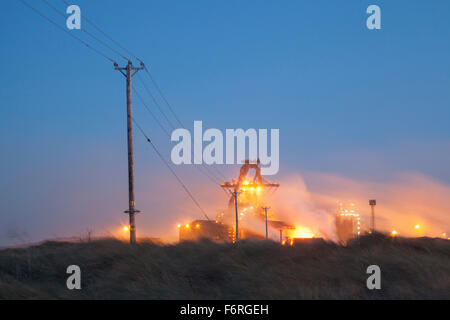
[0,234,449,299]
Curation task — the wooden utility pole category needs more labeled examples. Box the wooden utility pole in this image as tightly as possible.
[115,61,144,244]
[262,206,270,240]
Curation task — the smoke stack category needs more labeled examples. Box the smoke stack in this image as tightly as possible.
[369,199,376,233]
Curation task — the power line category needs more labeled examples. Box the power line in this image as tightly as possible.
[21,0,228,231]
[133,86,225,186]
[55,0,227,183]
[136,74,176,131]
[18,0,116,64]
[143,67,184,128]
[146,66,229,180]
[132,118,211,221]
[133,86,172,137]
[61,0,143,63]
[41,0,129,61]
[24,0,227,193]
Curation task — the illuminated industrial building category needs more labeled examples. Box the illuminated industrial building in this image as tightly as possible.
[336,202,362,244]
[179,160,297,242]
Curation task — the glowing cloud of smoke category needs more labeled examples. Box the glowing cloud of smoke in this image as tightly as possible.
[269,174,337,240]
[272,171,450,240]
[126,169,450,243]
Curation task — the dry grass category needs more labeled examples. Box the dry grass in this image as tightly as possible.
[0,233,449,299]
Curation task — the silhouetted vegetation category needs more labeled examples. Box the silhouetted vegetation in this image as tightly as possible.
[0,234,449,299]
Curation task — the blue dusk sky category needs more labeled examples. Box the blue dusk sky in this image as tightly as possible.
[0,0,449,244]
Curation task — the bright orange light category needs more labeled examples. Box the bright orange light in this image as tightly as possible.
[123,226,129,232]
[290,240,294,246]
[243,180,249,185]
[293,226,314,238]
[391,230,398,236]
[415,224,420,229]
[256,186,262,192]
[177,224,181,228]
[250,187,254,191]
[281,240,286,246]
[196,224,200,229]
[185,224,190,229]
